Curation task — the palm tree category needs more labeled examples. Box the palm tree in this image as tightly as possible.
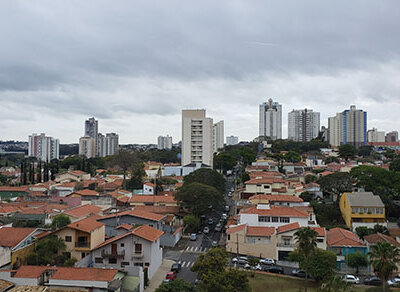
[294,227,318,292]
[369,242,400,290]
[318,275,353,292]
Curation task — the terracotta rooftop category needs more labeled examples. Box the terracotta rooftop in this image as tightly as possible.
[311,227,327,237]
[130,224,164,242]
[227,224,246,235]
[69,170,87,176]
[245,178,286,185]
[248,194,303,203]
[277,222,300,234]
[64,205,102,218]
[327,228,365,247]
[13,266,55,279]
[50,267,118,282]
[0,227,36,248]
[132,205,180,215]
[246,226,275,237]
[73,189,99,197]
[129,195,176,204]
[116,224,134,230]
[0,186,29,192]
[67,217,104,233]
[99,209,165,222]
[364,233,400,247]
[239,205,309,218]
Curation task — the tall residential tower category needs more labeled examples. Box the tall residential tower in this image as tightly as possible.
[213,120,224,152]
[259,99,282,140]
[288,109,320,142]
[28,133,59,161]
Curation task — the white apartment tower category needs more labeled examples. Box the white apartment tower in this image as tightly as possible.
[98,133,119,157]
[367,128,385,143]
[182,109,214,167]
[259,99,282,140]
[288,109,320,142]
[79,136,96,158]
[213,120,224,152]
[28,133,60,161]
[85,117,98,154]
[226,135,239,146]
[157,135,173,150]
[328,105,367,147]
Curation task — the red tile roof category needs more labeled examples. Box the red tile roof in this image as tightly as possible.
[99,209,165,222]
[132,205,180,215]
[50,267,118,282]
[132,225,164,242]
[227,224,246,235]
[245,178,286,185]
[73,189,99,197]
[239,205,309,218]
[364,233,400,247]
[116,224,134,230]
[249,194,303,203]
[69,170,87,176]
[0,186,29,192]
[13,266,55,278]
[0,227,36,248]
[246,226,275,237]
[327,228,365,247]
[311,227,327,237]
[67,217,104,233]
[277,222,300,234]
[129,195,176,204]
[64,205,102,218]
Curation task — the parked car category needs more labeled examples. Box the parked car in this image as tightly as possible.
[203,226,210,234]
[162,279,171,284]
[291,269,312,278]
[260,258,275,265]
[264,265,284,274]
[245,263,262,270]
[208,218,214,225]
[225,205,230,212]
[343,274,360,284]
[221,213,227,220]
[364,276,382,286]
[171,263,181,273]
[215,223,222,232]
[388,277,400,286]
[228,192,233,197]
[165,272,177,281]
[232,256,248,265]
[211,240,218,247]
[190,233,197,241]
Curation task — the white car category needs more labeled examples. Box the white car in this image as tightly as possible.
[388,277,400,286]
[260,258,275,265]
[232,256,248,265]
[343,274,360,284]
[244,263,262,270]
[221,213,227,220]
[228,192,233,197]
[203,227,210,234]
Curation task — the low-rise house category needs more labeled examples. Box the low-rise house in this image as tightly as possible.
[164,163,182,177]
[0,227,42,268]
[0,187,29,200]
[244,178,288,195]
[248,194,306,207]
[305,155,325,168]
[67,189,100,204]
[339,192,387,231]
[364,233,400,273]
[91,225,163,280]
[142,183,154,195]
[52,217,105,261]
[182,163,210,176]
[129,195,177,207]
[14,204,70,225]
[63,204,103,222]
[304,182,323,200]
[54,171,91,183]
[327,227,367,272]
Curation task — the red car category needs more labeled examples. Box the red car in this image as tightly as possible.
[165,272,177,280]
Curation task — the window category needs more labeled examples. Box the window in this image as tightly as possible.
[264,185,270,189]
[259,216,270,222]
[271,217,279,222]
[317,238,324,243]
[120,243,125,247]
[134,262,144,266]
[283,238,291,246]
[65,236,72,242]
[145,263,150,267]
[81,253,87,259]
[121,261,130,267]
[109,258,117,264]
[279,217,289,223]
[95,257,103,263]
[135,243,142,254]
[228,235,230,240]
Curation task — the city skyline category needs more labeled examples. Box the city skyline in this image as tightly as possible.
[1,1,400,144]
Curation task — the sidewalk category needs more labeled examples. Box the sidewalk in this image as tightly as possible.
[144,259,175,292]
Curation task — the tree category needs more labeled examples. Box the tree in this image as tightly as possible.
[184,168,225,194]
[51,214,71,230]
[338,144,357,161]
[318,275,353,292]
[108,149,139,188]
[304,248,337,282]
[240,172,250,184]
[247,257,260,277]
[300,192,313,202]
[346,252,368,274]
[284,150,301,163]
[304,174,317,184]
[294,227,318,291]
[389,158,400,172]
[155,278,195,292]
[310,201,345,228]
[197,269,251,292]
[369,242,400,290]
[27,236,71,266]
[183,215,200,233]
[357,145,373,158]
[317,172,354,201]
[175,183,224,216]
[191,248,228,277]
[214,152,236,172]
[355,226,370,240]
[125,163,145,190]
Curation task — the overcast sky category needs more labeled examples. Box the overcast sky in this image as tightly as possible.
[1,1,400,144]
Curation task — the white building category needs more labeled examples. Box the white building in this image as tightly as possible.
[259,99,282,140]
[226,135,239,145]
[181,109,214,167]
[328,105,367,147]
[157,135,173,150]
[98,133,119,157]
[367,128,385,143]
[28,133,59,161]
[79,136,96,158]
[85,117,98,154]
[213,120,224,152]
[288,109,320,142]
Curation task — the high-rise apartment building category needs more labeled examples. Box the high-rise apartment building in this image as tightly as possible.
[386,131,398,143]
[328,105,367,147]
[157,135,173,150]
[98,133,119,157]
[28,133,59,161]
[182,109,213,167]
[84,117,98,155]
[213,121,224,152]
[367,128,385,143]
[79,136,96,158]
[226,135,239,146]
[259,99,282,140]
[288,109,320,142]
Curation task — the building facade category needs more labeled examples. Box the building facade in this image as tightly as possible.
[28,133,59,161]
[84,117,98,154]
[259,99,282,140]
[157,135,173,150]
[386,131,399,142]
[226,135,239,145]
[367,128,385,143]
[328,105,367,147]
[213,120,224,152]
[288,109,320,142]
[181,109,214,167]
[98,133,119,157]
[79,136,96,158]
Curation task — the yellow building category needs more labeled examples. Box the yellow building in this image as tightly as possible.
[339,192,386,231]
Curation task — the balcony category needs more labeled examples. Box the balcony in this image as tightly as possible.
[75,241,90,249]
[132,251,143,258]
[102,249,125,258]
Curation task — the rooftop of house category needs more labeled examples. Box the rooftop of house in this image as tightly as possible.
[13,266,55,279]
[245,178,287,185]
[344,192,384,207]
[276,222,300,234]
[67,217,104,233]
[50,267,119,282]
[239,205,309,218]
[327,227,365,247]
[64,204,102,218]
[72,189,99,197]
[248,194,303,203]
[0,186,29,192]
[0,227,36,248]
[364,233,400,247]
[129,194,176,204]
[99,209,165,222]
[227,224,246,235]
[246,226,275,237]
